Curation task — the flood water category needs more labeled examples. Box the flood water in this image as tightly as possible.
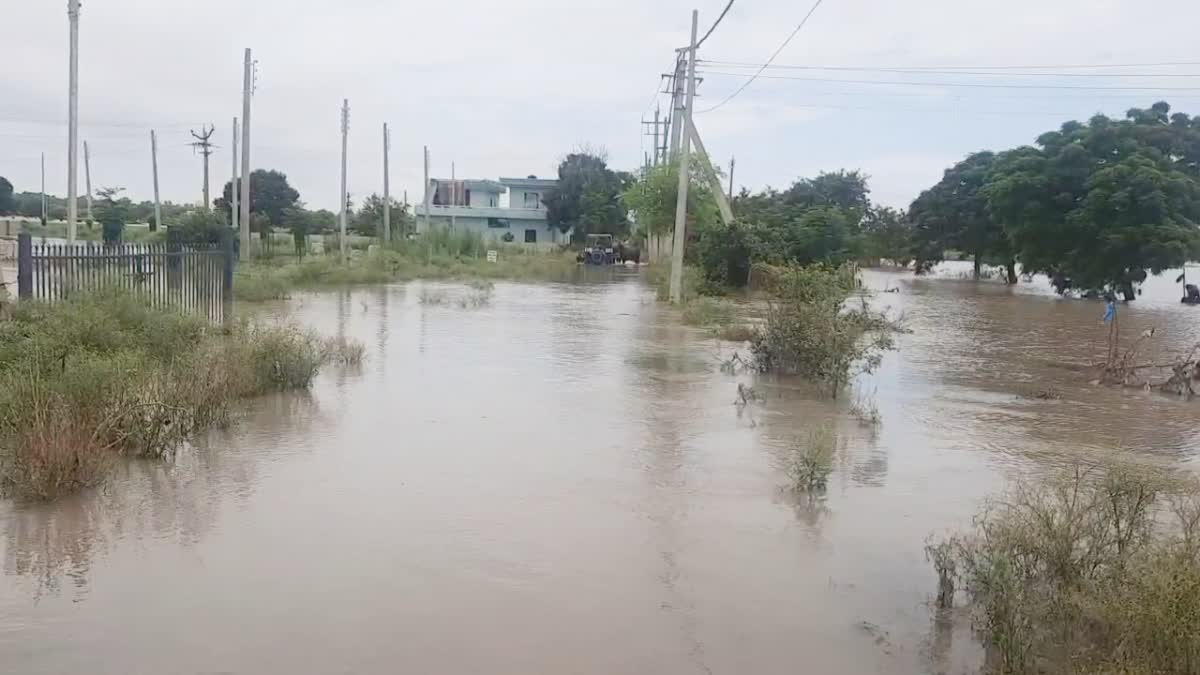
[2,264,1198,674]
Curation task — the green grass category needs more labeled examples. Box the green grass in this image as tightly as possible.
[234,246,578,301]
[0,292,361,500]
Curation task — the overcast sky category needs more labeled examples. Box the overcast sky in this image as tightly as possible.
[5,0,1199,211]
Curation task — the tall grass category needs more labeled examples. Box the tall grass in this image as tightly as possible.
[931,459,1200,674]
[0,292,361,499]
[234,239,576,301]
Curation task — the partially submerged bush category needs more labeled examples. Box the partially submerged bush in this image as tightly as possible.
[931,460,1200,674]
[751,263,893,396]
[788,425,837,493]
[0,293,350,499]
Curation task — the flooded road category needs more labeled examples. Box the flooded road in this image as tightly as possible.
[1,265,1198,674]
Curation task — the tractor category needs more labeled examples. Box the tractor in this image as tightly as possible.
[582,233,617,265]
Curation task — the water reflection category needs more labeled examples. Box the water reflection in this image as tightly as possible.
[2,269,1199,674]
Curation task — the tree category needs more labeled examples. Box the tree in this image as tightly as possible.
[621,162,720,246]
[783,170,871,217]
[543,151,629,241]
[0,177,14,214]
[170,209,228,245]
[985,103,1200,299]
[214,169,300,226]
[352,193,412,238]
[95,187,129,243]
[859,206,913,266]
[909,151,1015,281]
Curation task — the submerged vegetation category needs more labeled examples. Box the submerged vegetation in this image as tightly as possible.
[788,424,838,493]
[930,459,1200,674]
[0,293,359,500]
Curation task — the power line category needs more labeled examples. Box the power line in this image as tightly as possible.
[697,0,827,114]
[699,61,1200,78]
[696,0,735,48]
[696,70,1200,91]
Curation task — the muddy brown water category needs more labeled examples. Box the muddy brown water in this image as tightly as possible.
[1,263,1198,674]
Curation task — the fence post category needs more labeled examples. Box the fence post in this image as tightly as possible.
[166,227,183,291]
[221,228,234,326]
[17,232,32,300]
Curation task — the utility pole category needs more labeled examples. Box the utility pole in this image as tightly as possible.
[450,161,456,231]
[66,0,81,242]
[728,156,735,201]
[422,146,431,233]
[653,106,661,165]
[83,140,94,225]
[669,10,699,304]
[231,117,239,236]
[668,54,686,159]
[40,153,47,226]
[239,48,253,262]
[383,123,391,243]
[150,130,162,232]
[339,98,349,260]
[190,125,216,209]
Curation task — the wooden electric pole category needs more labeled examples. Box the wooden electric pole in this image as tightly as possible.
[383,123,391,243]
[339,98,349,260]
[668,10,698,304]
[190,125,216,209]
[728,157,735,201]
[150,130,162,232]
[83,140,94,225]
[239,48,253,261]
[66,0,81,242]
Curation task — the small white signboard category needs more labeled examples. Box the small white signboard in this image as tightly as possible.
[486,250,498,263]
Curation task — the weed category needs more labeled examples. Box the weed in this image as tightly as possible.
[419,288,447,305]
[681,297,736,327]
[716,324,757,343]
[930,459,1200,674]
[457,290,492,309]
[322,336,366,366]
[0,293,344,500]
[849,390,882,427]
[788,425,837,493]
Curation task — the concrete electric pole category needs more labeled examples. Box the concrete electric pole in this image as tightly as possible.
[383,123,391,243]
[190,125,216,209]
[231,117,239,236]
[239,48,253,261]
[40,153,47,226]
[83,140,94,225]
[66,0,81,242]
[339,98,349,260]
[668,10,699,304]
[150,130,162,232]
[422,146,431,233]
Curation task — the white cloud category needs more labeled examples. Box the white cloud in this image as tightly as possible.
[3,0,1198,210]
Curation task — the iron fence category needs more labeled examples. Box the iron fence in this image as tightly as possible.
[16,232,234,323]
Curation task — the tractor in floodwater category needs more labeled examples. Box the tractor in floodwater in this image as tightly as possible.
[581,234,617,265]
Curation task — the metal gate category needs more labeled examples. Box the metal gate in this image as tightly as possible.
[15,231,234,323]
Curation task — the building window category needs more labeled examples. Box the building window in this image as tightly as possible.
[524,229,537,243]
[488,218,510,229]
[489,195,498,207]
[523,192,540,209]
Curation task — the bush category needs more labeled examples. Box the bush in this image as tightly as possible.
[750,263,892,395]
[0,293,360,499]
[932,460,1200,674]
[788,425,837,492]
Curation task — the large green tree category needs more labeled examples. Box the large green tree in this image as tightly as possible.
[544,152,630,241]
[985,103,1200,299]
[215,169,300,226]
[621,162,720,245]
[910,151,1016,281]
[0,177,14,214]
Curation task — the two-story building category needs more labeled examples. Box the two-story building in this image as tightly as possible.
[417,176,563,246]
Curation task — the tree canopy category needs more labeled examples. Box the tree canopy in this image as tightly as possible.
[215,169,300,227]
[352,193,412,238]
[543,152,631,241]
